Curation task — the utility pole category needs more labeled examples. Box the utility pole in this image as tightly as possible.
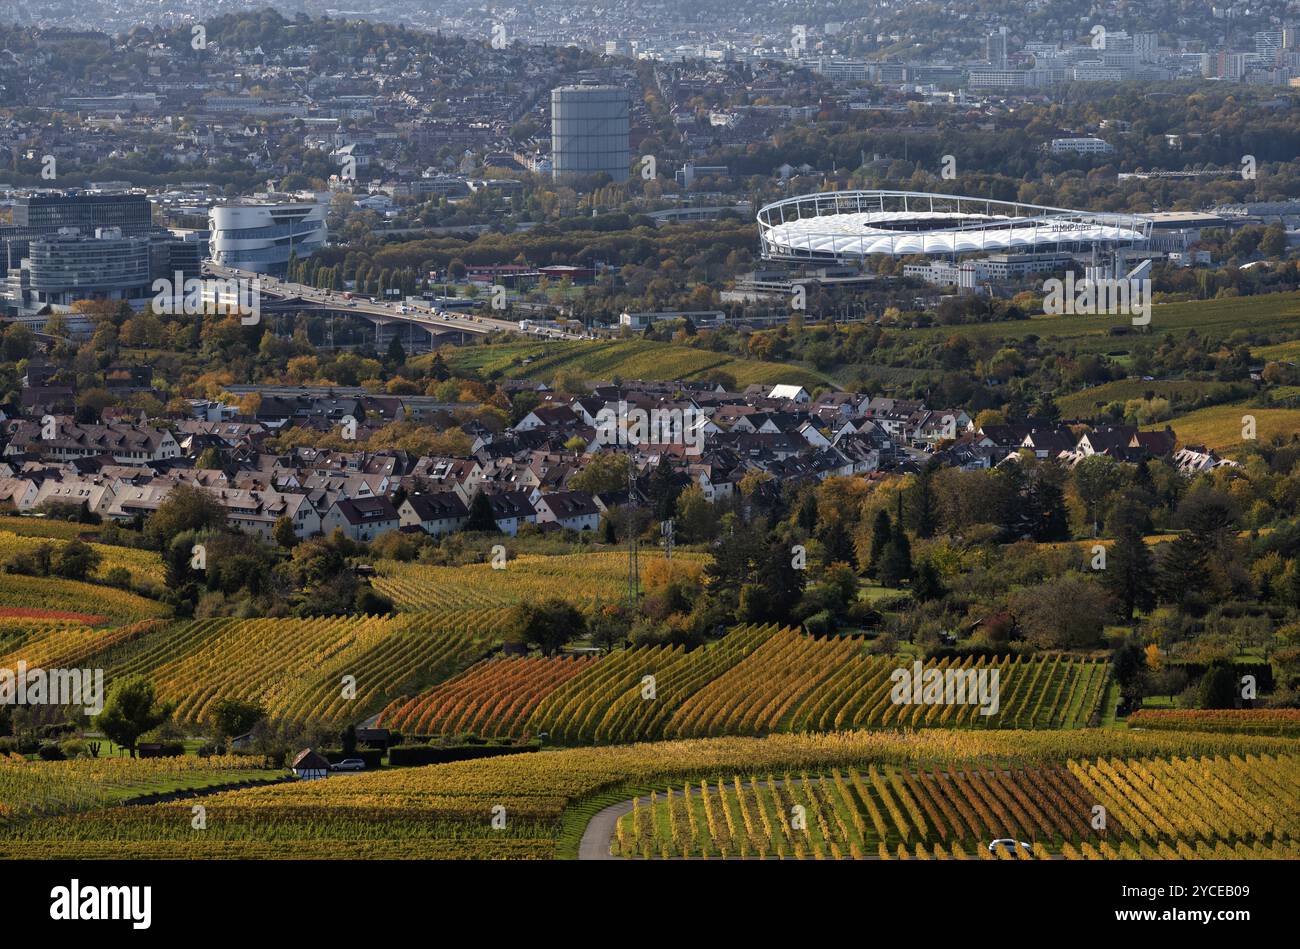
[627,459,640,612]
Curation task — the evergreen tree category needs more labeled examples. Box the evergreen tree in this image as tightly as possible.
[796,492,818,533]
[385,334,407,367]
[428,352,451,381]
[464,492,498,532]
[878,521,913,589]
[818,518,857,570]
[910,462,940,539]
[1196,664,1239,709]
[756,537,805,623]
[1029,475,1070,542]
[704,522,762,593]
[1104,523,1157,620]
[911,558,944,602]
[866,509,892,578]
[1156,534,1206,611]
[647,460,681,521]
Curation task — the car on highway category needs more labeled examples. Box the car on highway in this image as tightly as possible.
[987,839,1032,856]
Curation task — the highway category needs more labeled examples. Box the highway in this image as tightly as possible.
[203,264,587,342]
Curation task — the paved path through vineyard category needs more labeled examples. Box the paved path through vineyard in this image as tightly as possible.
[578,776,888,860]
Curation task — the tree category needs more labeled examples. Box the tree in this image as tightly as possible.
[272,515,298,550]
[1111,636,1149,711]
[755,538,805,623]
[1074,455,1123,537]
[95,677,173,757]
[911,558,944,602]
[795,492,818,533]
[207,698,266,744]
[1178,487,1237,552]
[195,446,223,470]
[1104,524,1157,620]
[509,598,587,655]
[1156,534,1208,612]
[385,334,407,366]
[569,452,631,495]
[818,518,857,570]
[866,509,892,578]
[1,322,34,361]
[1009,575,1112,649]
[464,492,499,532]
[144,484,226,550]
[909,464,939,539]
[1196,664,1239,710]
[52,539,102,582]
[647,460,681,521]
[878,500,913,589]
[1028,474,1070,542]
[675,486,719,543]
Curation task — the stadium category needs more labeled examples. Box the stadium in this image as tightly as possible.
[757,190,1152,262]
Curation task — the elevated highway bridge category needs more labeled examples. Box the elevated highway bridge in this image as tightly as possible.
[203,264,583,351]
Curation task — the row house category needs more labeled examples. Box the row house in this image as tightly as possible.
[3,419,180,466]
[322,496,402,543]
[532,490,601,532]
[398,492,469,536]
[215,489,321,541]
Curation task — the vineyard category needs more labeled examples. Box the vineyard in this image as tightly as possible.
[1127,708,1300,737]
[381,626,1111,742]
[0,529,166,587]
[0,754,281,822]
[0,608,510,725]
[0,574,168,623]
[372,551,707,611]
[105,608,507,724]
[613,753,1300,859]
[0,729,1295,860]
[0,618,165,671]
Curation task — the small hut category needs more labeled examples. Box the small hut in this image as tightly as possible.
[291,748,331,781]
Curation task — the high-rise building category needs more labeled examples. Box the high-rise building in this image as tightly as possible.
[1256,31,1286,58]
[986,27,1009,69]
[550,83,631,183]
[8,190,152,235]
[208,199,327,275]
[1134,32,1160,62]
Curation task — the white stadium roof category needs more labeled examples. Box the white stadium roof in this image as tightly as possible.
[758,191,1151,261]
